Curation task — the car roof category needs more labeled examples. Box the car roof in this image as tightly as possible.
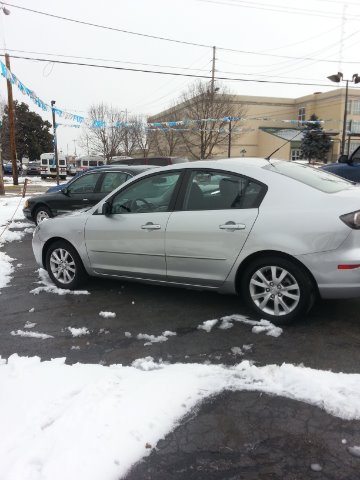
[82,165,156,175]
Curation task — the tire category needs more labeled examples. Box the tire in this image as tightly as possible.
[240,256,315,325]
[34,205,53,225]
[45,240,86,290]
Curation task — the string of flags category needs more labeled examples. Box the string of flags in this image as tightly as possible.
[0,59,84,123]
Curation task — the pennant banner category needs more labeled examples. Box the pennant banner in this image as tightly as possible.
[0,59,84,122]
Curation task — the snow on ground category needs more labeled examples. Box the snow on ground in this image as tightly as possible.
[0,196,28,291]
[30,268,90,296]
[99,311,116,318]
[136,330,177,346]
[1,354,360,480]
[68,327,90,337]
[197,315,283,337]
[3,175,57,187]
[10,330,54,340]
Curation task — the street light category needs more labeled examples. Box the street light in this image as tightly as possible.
[1,6,10,15]
[50,100,60,185]
[327,72,360,155]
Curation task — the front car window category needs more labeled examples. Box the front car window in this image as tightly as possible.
[184,170,265,211]
[68,172,102,194]
[110,172,181,214]
[100,171,129,193]
[263,160,354,193]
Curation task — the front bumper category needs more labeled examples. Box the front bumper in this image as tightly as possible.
[22,207,33,222]
[32,227,45,268]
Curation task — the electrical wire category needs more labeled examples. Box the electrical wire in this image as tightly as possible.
[5,53,355,88]
[3,2,360,63]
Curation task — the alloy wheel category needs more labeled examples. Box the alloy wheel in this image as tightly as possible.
[249,265,300,316]
[49,248,76,285]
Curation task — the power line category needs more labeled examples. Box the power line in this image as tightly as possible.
[1,2,211,49]
[198,0,352,19]
[0,48,213,73]
[3,2,360,64]
[5,53,353,88]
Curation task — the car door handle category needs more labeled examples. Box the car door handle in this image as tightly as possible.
[82,198,89,201]
[219,222,246,230]
[141,222,161,230]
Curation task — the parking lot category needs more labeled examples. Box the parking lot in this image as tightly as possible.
[2,222,360,479]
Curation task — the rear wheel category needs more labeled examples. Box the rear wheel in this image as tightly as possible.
[34,205,53,225]
[240,256,315,325]
[45,240,86,289]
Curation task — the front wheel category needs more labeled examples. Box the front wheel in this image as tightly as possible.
[34,205,52,225]
[45,240,86,289]
[240,256,315,325]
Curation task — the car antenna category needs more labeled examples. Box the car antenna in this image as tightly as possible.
[265,131,303,162]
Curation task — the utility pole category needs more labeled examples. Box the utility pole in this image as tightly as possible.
[5,53,18,186]
[51,100,60,185]
[0,143,5,196]
[210,46,216,95]
[227,120,232,158]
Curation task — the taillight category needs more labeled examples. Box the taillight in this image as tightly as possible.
[340,210,360,229]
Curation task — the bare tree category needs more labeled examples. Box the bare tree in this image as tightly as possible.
[131,115,155,157]
[149,106,181,157]
[120,115,141,157]
[82,103,125,162]
[177,82,247,159]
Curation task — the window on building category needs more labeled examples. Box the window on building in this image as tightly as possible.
[298,107,306,123]
[351,121,360,133]
[353,101,360,115]
[349,142,360,155]
[347,100,353,113]
[290,149,302,161]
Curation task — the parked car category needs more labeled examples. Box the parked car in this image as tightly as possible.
[3,161,22,175]
[45,164,134,193]
[110,156,189,166]
[24,161,41,176]
[320,145,360,182]
[31,158,360,325]
[67,164,77,176]
[23,165,154,225]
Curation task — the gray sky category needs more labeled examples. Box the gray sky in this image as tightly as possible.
[1,0,360,155]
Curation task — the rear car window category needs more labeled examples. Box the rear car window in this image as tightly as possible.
[263,160,354,193]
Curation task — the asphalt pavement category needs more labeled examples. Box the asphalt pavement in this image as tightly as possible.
[2,226,360,479]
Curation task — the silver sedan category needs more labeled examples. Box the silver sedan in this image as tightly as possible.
[32,158,360,324]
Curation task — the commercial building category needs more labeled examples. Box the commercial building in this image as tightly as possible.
[148,88,360,162]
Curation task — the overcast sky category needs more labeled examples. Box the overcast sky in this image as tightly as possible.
[1,0,360,155]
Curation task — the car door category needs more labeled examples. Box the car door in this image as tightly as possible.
[51,172,103,214]
[84,170,183,279]
[165,170,265,286]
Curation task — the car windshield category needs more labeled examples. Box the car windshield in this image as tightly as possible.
[263,160,355,193]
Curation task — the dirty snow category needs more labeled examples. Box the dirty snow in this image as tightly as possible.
[30,268,90,296]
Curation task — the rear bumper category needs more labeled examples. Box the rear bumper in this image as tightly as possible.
[296,232,360,299]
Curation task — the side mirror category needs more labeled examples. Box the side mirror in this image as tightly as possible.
[102,201,112,216]
[338,154,349,164]
[61,187,69,196]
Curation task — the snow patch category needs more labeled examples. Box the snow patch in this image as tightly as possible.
[10,330,54,340]
[68,327,90,337]
[99,311,116,319]
[30,269,90,296]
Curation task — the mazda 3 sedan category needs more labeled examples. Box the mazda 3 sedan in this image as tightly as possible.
[23,165,154,225]
[31,158,360,324]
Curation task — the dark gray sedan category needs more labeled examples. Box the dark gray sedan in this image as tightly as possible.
[23,165,154,225]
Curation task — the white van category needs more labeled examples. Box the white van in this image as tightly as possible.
[40,152,67,179]
[75,155,105,173]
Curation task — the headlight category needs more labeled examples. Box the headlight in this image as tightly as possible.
[24,199,29,208]
[340,210,360,229]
